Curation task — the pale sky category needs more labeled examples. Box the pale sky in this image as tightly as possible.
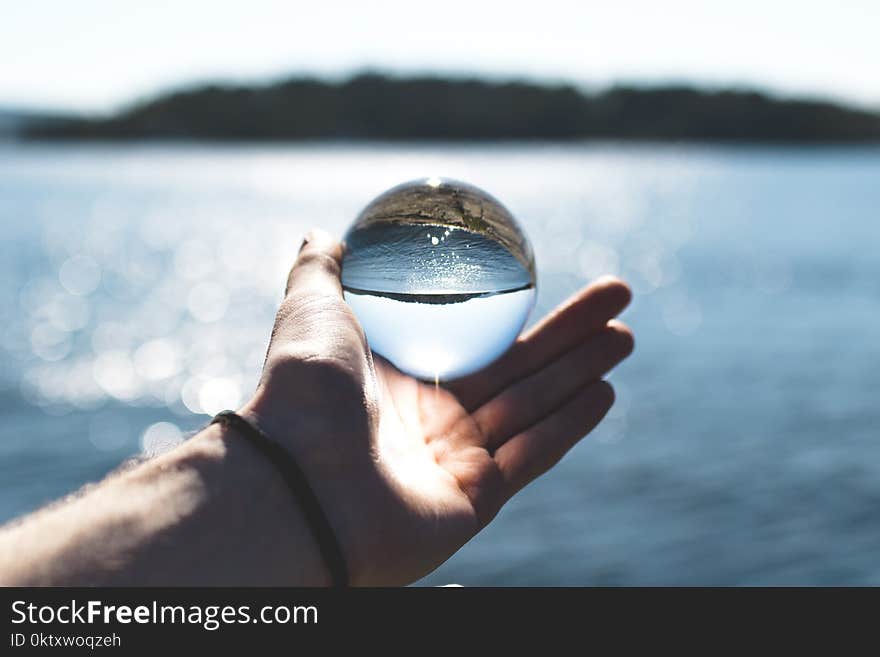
[2,0,877,114]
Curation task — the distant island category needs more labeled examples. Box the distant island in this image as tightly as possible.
[0,108,71,138]
[20,73,880,143]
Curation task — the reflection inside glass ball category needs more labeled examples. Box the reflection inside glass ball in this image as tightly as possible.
[341,178,536,381]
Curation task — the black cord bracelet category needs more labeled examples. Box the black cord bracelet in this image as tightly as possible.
[210,410,349,587]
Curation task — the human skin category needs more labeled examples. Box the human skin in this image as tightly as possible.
[0,230,634,586]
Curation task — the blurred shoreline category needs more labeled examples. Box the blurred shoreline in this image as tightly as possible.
[5,139,880,153]
[7,73,880,144]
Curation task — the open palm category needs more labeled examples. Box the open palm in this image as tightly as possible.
[244,231,633,585]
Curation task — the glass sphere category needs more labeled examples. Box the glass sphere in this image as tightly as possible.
[341,178,536,381]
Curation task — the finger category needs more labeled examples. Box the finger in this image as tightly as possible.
[494,380,614,499]
[448,277,631,410]
[285,228,344,299]
[269,228,367,364]
[473,321,633,449]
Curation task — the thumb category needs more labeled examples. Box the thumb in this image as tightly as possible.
[270,228,368,366]
[244,228,374,457]
[285,229,345,299]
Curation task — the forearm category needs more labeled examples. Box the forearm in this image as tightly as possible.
[0,424,330,586]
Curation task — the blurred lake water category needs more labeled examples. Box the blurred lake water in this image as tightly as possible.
[1,142,878,585]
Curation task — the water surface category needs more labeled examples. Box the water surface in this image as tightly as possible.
[1,142,878,585]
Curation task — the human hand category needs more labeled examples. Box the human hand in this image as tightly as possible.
[241,230,634,585]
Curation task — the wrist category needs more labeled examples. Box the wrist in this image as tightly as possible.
[187,424,333,586]
[236,394,383,586]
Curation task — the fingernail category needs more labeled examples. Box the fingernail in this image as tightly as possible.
[305,228,333,249]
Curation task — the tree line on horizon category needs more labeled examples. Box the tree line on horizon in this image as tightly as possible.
[24,73,880,142]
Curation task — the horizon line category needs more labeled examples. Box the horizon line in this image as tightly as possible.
[4,68,879,119]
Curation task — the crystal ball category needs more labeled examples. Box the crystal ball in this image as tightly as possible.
[341,178,536,381]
